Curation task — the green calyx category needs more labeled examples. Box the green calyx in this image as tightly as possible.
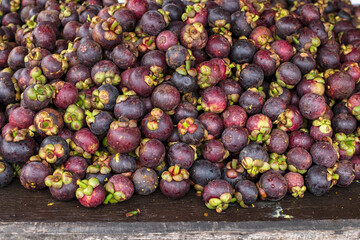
[85,109,100,127]
[76,92,92,110]
[241,157,270,177]
[327,164,339,188]
[38,143,65,164]
[94,71,121,86]
[290,185,306,198]
[276,71,295,89]
[35,111,59,136]
[64,104,85,131]
[45,169,74,189]
[76,178,100,199]
[248,127,271,143]
[312,117,332,134]
[205,192,232,213]
[29,67,47,85]
[26,84,53,102]
[269,153,288,171]
[3,127,28,142]
[334,133,356,157]
[86,162,111,175]
[269,82,284,97]
[161,164,189,182]
[0,162,5,174]
[103,182,126,204]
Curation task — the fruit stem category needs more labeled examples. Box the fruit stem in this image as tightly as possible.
[173,164,180,175]
[77,180,88,189]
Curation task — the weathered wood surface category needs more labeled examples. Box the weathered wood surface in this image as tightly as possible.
[0,180,359,239]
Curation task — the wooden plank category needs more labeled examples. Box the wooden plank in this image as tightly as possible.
[0,180,359,239]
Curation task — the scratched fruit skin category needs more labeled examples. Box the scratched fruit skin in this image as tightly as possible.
[20,161,51,191]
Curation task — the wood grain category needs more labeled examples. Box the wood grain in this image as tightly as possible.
[0,179,359,223]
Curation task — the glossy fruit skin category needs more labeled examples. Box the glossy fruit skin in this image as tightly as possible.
[141,109,173,141]
[221,126,248,153]
[156,30,178,51]
[205,35,231,58]
[289,131,313,151]
[178,118,206,146]
[8,106,35,129]
[53,82,78,109]
[151,84,180,112]
[114,96,146,122]
[271,40,295,62]
[166,45,191,70]
[262,97,286,122]
[106,174,134,200]
[276,62,302,89]
[310,141,338,168]
[20,161,51,191]
[107,120,141,154]
[138,139,165,168]
[239,89,264,115]
[77,183,106,208]
[258,171,287,201]
[299,93,327,120]
[160,178,190,199]
[305,165,331,196]
[234,180,258,205]
[287,147,312,173]
[316,48,340,70]
[202,139,227,163]
[140,10,167,36]
[167,142,195,170]
[48,171,80,202]
[326,72,354,100]
[291,53,316,75]
[189,160,221,188]
[73,128,100,154]
[0,160,14,188]
[87,110,113,136]
[331,113,357,135]
[173,101,198,124]
[111,44,137,70]
[64,156,89,179]
[77,39,103,68]
[200,86,227,114]
[239,143,269,164]
[169,72,197,94]
[336,160,355,187]
[132,167,159,195]
[198,112,224,139]
[253,49,279,77]
[229,39,256,64]
[239,64,264,90]
[91,84,119,111]
[0,136,36,164]
[128,66,156,98]
[266,129,289,154]
[221,105,247,128]
[202,179,233,203]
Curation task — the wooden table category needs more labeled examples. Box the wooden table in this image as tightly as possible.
[0,179,360,239]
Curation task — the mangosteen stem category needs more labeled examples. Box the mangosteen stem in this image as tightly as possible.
[126,209,140,217]
[232,159,237,170]
[173,164,180,175]
[77,180,88,189]
[104,193,113,204]
[110,20,119,31]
